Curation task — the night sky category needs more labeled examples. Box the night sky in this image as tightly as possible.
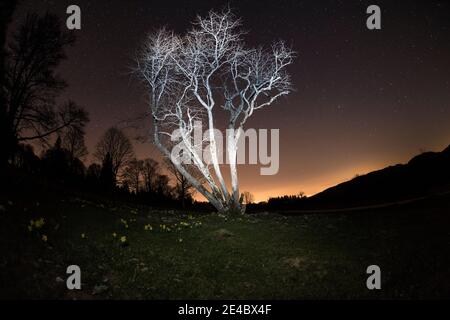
[10,0,450,201]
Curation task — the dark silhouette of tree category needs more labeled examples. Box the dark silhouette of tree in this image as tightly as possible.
[0,0,16,69]
[40,136,86,186]
[165,159,202,208]
[99,152,115,191]
[41,137,71,182]
[2,13,89,164]
[266,194,308,210]
[61,124,88,160]
[11,143,40,173]
[120,180,131,194]
[0,0,16,74]
[155,174,171,198]
[70,157,86,182]
[86,163,101,187]
[123,158,143,194]
[94,127,134,180]
[0,0,18,167]
[142,158,159,194]
[242,191,255,204]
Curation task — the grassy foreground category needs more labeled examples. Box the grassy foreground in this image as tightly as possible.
[1,193,450,299]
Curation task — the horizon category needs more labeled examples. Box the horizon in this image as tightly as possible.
[10,0,450,203]
[29,138,450,203]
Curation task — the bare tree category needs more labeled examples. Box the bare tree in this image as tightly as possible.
[94,127,135,179]
[2,13,88,162]
[155,174,171,198]
[164,158,204,208]
[123,158,143,193]
[136,9,294,213]
[86,163,101,181]
[0,0,18,166]
[297,191,306,199]
[242,191,255,205]
[61,125,88,160]
[142,158,159,193]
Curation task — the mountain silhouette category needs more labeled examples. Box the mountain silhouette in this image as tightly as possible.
[304,145,450,209]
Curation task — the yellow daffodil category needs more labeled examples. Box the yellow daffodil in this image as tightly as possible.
[34,218,45,229]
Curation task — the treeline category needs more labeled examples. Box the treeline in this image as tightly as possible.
[246,193,308,212]
[0,9,203,209]
[8,125,199,208]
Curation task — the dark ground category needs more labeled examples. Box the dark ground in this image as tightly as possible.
[1,190,450,299]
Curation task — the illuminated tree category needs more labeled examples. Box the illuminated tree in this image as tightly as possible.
[137,9,294,213]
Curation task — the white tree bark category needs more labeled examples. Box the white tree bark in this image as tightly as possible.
[136,9,294,214]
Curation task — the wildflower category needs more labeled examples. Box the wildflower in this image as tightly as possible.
[179,238,183,242]
[81,233,87,239]
[112,232,117,238]
[41,234,48,242]
[35,218,45,229]
[120,218,129,229]
[120,236,127,243]
[30,217,45,230]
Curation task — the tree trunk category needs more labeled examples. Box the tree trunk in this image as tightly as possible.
[227,126,242,211]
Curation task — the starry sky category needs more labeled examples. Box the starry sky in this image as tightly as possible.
[10,0,450,201]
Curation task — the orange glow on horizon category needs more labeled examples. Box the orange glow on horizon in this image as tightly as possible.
[250,163,383,202]
[194,162,384,203]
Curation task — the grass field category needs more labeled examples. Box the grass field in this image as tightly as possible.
[1,193,450,299]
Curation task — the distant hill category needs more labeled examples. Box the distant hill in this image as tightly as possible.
[304,145,450,209]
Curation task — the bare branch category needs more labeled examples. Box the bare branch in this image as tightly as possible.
[135,9,295,213]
